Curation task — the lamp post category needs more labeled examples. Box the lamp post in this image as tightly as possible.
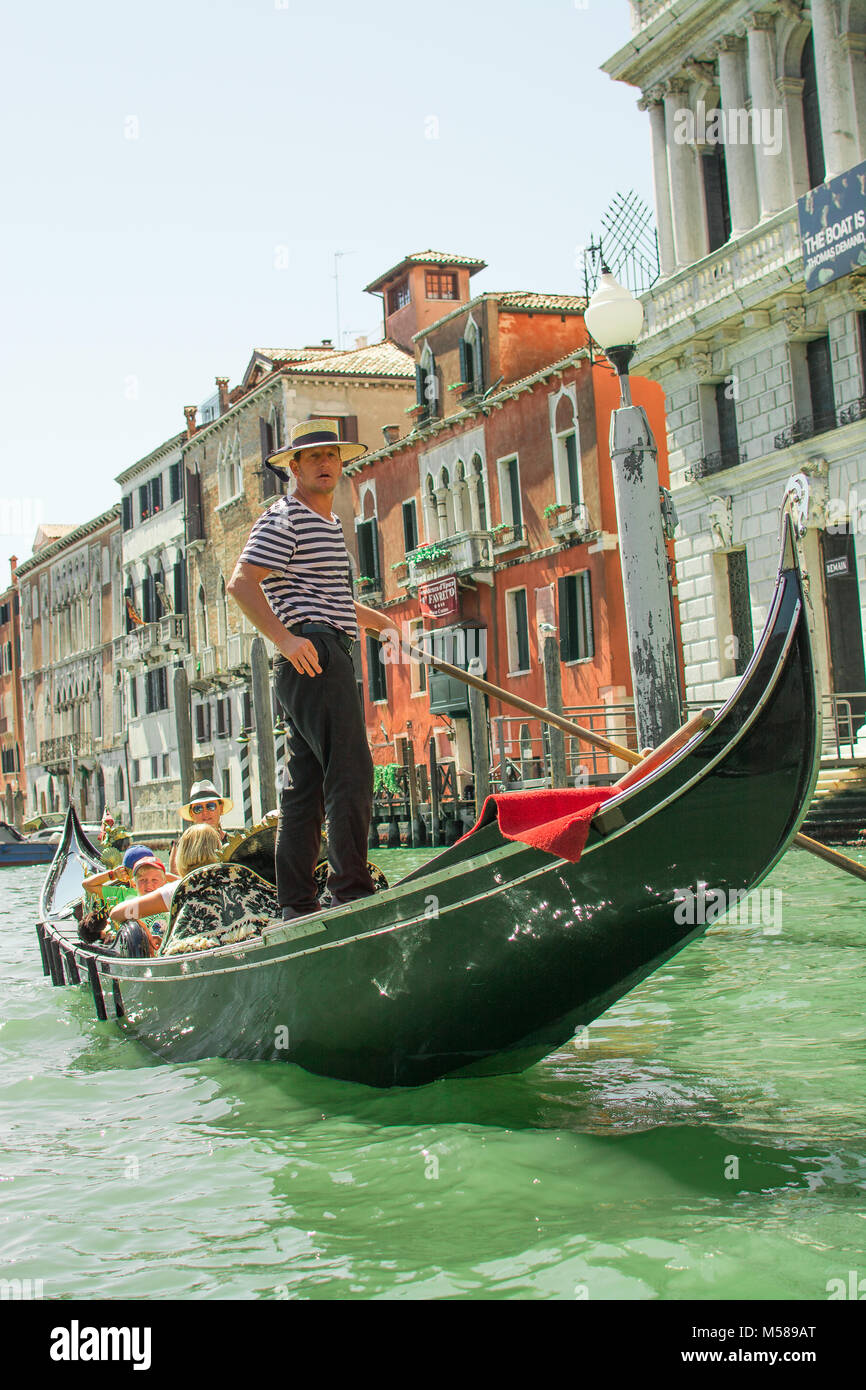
[585,268,681,749]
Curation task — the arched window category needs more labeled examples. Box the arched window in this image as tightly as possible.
[423,474,440,541]
[461,318,483,397]
[217,431,242,504]
[117,766,125,804]
[801,33,825,190]
[454,459,470,533]
[196,585,208,647]
[471,454,488,531]
[553,392,582,507]
[418,341,438,421]
[217,575,228,646]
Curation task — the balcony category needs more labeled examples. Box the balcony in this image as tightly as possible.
[158,613,186,651]
[183,652,208,692]
[491,522,528,555]
[40,733,94,772]
[113,613,187,669]
[546,502,594,541]
[355,576,384,607]
[226,630,255,672]
[685,447,746,482]
[407,532,494,588]
[774,410,840,451]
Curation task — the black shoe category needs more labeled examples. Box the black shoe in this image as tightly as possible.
[281,903,320,921]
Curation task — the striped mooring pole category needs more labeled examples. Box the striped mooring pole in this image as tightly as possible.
[238,737,253,828]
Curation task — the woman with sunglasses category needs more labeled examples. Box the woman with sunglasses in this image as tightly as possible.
[168,779,232,875]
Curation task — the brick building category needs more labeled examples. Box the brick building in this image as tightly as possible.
[181,338,415,824]
[17,509,125,821]
[346,256,672,805]
[0,559,25,826]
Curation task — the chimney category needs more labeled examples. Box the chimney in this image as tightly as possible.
[382,424,401,446]
[10,556,17,581]
[184,406,198,439]
[320,338,333,349]
[216,376,230,415]
[354,335,368,350]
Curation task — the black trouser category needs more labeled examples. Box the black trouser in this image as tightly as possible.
[274,631,375,913]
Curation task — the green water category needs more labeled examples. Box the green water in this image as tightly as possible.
[1,847,864,1301]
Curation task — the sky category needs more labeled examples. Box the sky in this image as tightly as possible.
[0,0,653,578]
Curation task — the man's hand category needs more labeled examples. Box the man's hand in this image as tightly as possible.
[278,632,322,676]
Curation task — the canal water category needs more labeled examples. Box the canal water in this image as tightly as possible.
[1,846,864,1301]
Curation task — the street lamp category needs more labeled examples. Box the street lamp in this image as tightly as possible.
[585,268,681,748]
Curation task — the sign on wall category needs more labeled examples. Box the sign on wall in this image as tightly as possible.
[418,575,458,618]
[798,160,866,292]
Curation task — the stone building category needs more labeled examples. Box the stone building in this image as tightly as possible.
[604,0,866,741]
[346,258,673,799]
[181,338,415,825]
[17,509,125,822]
[0,559,25,827]
[114,433,188,832]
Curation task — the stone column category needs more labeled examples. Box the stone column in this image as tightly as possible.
[434,487,450,539]
[716,37,760,235]
[746,13,791,217]
[842,31,866,167]
[812,0,859,178]
[664,82,705,266]
[777,76,809,203]
[467,474,483,532]
[641,91,676,275]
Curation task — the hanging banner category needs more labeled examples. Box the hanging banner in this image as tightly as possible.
[418,575,458,618]
[798,160,866,292]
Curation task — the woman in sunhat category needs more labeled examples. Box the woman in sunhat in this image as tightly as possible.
[168,779,232,874]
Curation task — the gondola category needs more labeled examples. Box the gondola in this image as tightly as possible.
[35,504,820,1088]
[0,821,58,867]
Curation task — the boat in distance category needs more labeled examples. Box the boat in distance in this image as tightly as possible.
[35,508,820,1088]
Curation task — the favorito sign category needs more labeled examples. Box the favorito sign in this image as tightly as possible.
[419,574,458,618]
[798,160,866,291]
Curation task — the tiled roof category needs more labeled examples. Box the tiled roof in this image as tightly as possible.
[365,251,486,294]
[259,340,415,379]
[497,292,586,313]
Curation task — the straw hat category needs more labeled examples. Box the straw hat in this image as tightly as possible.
[266,418,367,477]
[180,780,233,822]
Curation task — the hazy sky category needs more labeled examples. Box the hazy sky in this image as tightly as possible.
[0,0,652,577]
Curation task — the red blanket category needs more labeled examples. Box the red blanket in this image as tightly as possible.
[456,787,616,863]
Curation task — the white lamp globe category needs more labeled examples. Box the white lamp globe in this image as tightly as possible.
[584,270,644,350]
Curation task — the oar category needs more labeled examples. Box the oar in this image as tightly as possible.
[396,636,866,885]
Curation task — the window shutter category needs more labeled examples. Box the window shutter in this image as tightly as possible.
[558,576,574,662]
[151,475,163,513]
[459,339,470,388]
[581,573,594,660]
[122,496,132,531]
[342,415,359,443]
[415,364,427,417]
[173,559,186,615]
[371,524,381,582]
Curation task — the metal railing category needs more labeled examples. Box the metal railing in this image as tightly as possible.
[821,692,866,761]
[490,702,637,788]
[686,447,746,481]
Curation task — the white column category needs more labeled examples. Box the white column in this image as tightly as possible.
[777,76,810,203]
[664,82,705,265]
[841,31,866,167]
[811,0,859,178]
[468,475,483,531]
[642,91,676,274]
[716,37,759,235]
[746,13,791,217]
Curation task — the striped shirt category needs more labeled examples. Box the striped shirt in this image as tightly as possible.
[238,494,358,639]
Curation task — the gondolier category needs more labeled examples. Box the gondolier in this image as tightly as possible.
[227,419,391,919]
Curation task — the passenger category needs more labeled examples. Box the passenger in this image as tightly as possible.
[157,825,225,955]
[82,844,152,909]
[168,780,232,874]
[107,855,180,956]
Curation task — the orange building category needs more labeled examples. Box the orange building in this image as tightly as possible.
[0,559,25,826]
[346,253,675,816]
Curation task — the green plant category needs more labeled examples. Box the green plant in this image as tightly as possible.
[544,502,568,517]
[491,522,511,533]
[412,543,452,566]
[373,763,400,797]
[390,558,409,571]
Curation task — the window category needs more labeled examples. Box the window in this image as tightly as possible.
[387,278,410,314]
[726,550,754,677]
[195,703,212,744]
[215,696,232,739]
[150,755,159,781]
[132,758,140,784]
[144,666,168,714]
[408,618,427,696]
[138,476,162,522]
[222,768,232,801]
[558,572,594,662]
[497,456,523,528]
[162,753,171,778]
[425,271,457,299]
[715,381,740,467]
[217,432,242,504]
[460,318,483,397]
[701,144,731,253]
[367,634,388,702]
[259,410,284,500]
[402,500,418,553]
[242,690,253,730]
[356,518,381,582]
[801,33,825,191]
[129,675,138,718]
[307,412,358,443]
[1,748,17,774]
[169,462,183,504]
[122,495,132,531]
[415,343,438,422]
[505,588,531,673]
[807,336,836,432]
[173,558,186,615]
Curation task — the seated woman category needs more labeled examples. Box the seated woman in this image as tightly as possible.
[159,825,278,957]
[107,855,181,957]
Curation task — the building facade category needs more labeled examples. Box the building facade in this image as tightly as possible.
[605,0,866,738]
[346,258,673,798]
[17,509,125,822]
[181,339,415,825]
[0,559,25,826]
[115,433,188,832]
